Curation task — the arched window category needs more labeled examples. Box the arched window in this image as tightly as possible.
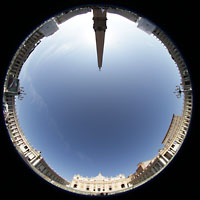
[121,184,125,188]
[73,184,77,188]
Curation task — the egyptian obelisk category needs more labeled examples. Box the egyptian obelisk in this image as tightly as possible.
[93,8,107,70]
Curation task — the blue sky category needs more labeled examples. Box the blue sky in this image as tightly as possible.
[16,12,183,181]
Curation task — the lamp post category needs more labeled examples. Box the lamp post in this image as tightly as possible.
[18,86,26,100]
[173,85,192,98]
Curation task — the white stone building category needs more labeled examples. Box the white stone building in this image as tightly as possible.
[129,112,192,186]
[3,91,70,186]
[71,173,131,195]
[3,16,70,188]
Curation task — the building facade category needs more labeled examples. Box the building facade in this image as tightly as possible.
[3,92,70,187]
[107,7,138,23]
[71,173,131,195]
[128,112,191,186]
[55,7,91,25]
[161,115,183,152]
[3,17,70,188]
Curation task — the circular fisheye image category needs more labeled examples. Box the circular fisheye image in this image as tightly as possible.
[2,6,192,196]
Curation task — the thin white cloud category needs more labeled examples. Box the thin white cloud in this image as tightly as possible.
[76,151,92,163]
[47,114,71,153]
[53,43,73,56]
[29,81,47,109]
[19,63,47,110]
